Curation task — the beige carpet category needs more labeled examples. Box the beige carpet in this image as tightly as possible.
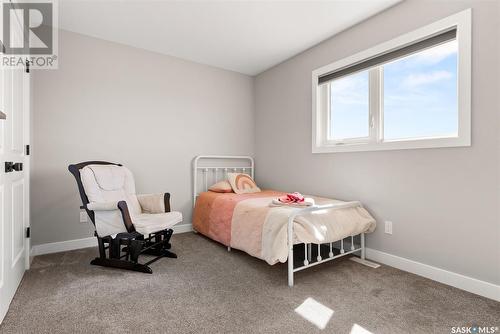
[1,233,499,334]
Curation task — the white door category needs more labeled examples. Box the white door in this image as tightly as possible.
[0,21,31,323]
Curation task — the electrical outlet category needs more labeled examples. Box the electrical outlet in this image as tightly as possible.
[384,221,393,235]
[79,210,88,223]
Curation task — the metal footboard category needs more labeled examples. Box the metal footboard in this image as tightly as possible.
[287,202,366,287]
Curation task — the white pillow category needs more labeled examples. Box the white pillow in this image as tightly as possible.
[208,180,233,193]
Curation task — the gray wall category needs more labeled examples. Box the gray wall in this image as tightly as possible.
[32,1,500,286]
[31,30,254,245]
[254,0,500,285]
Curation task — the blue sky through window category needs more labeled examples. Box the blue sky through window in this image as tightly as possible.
[329,40,458,141]
[384,40,458,139]
[329,70,369,139]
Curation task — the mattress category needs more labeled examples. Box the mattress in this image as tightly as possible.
[193,190,376,265]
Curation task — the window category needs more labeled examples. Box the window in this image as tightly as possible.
[312,9,471,153]
[383,40,458,141]
[329,70,370,141]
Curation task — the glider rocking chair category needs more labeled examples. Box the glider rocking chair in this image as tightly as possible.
[68,161,183,273]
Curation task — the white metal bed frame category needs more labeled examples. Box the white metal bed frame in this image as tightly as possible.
[193,155,373,287]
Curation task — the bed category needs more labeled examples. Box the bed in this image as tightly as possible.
[192,155,377,286]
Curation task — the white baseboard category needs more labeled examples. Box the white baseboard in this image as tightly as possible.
[32,237,97,256]
[31,223,193,257]
[172,223,193,234]
[366,248,500,302]
[29,247,35,265]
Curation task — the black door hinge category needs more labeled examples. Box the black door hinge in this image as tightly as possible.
[26,227,30,238]
[25,144,30,155]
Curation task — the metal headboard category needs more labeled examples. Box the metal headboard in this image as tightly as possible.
[192,155,254,207]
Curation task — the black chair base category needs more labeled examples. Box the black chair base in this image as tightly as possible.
[91,228,176,274]
[161,250,177,258]
[142,246,177,258]
[91,257,153,274]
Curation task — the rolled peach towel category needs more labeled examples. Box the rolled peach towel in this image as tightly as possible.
[271,192,315,207]
[278,192,305,203]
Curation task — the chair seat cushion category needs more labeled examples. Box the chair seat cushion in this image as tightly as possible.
[132,211,183,235]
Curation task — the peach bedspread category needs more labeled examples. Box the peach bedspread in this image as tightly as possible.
[192,191,376,264]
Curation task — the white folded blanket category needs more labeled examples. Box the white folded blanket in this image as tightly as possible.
[261,199,376,264]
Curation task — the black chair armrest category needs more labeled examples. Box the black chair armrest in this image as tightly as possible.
[117,201,136,233]
[163,193,171,213]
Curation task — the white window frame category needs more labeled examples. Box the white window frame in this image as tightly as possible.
[312,9,471,154]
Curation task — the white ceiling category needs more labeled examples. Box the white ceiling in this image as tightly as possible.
[59,0,401,75]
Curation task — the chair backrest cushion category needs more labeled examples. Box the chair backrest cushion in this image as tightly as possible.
[80,165,142,236]
[80,164,142,213]
[90,165,127,191]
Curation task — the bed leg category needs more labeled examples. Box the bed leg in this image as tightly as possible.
[227,246,231,252]
[304,243,309,266]
[288,216,294,287]
[307,243,312,263]
[361,233,366,260]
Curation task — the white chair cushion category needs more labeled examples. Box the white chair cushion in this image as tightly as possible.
[137,193,165,214]
[90,165,126,190]
[94,210,128,237]
[79,164,183,237]
[80,165,142,215]
[133,211,183,235]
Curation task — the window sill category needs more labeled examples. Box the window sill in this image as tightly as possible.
[312,136,470,153]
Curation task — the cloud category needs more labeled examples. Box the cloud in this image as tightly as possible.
[402,70,453,87]
[330,72,369,105]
